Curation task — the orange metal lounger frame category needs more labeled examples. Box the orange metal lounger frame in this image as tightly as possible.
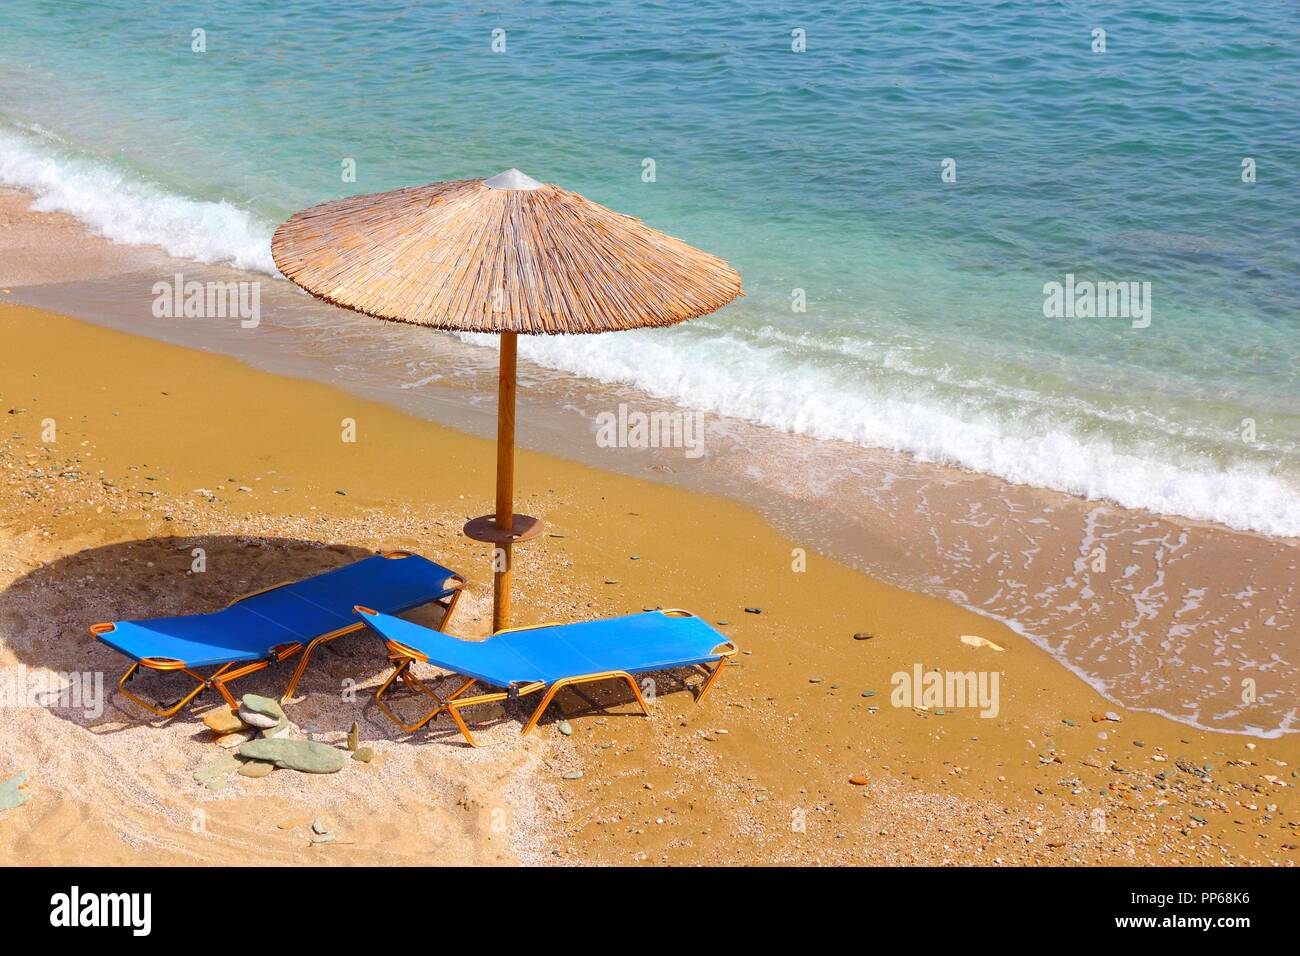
[369,609,737,747]
[90,551,466,719]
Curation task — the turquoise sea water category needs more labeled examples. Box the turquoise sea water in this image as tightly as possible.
[1,0,1297,534]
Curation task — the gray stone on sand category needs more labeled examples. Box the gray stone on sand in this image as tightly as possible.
[558,721,573,736]
[238,739,346,774]
[0,772,29,812]
[259,716,293,740]
[193,753,241,784]
[238,694,286,729]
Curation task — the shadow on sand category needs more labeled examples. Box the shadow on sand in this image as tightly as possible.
[0,534,655,744]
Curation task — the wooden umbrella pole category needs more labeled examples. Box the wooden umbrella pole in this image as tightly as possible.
[492,332,518,632]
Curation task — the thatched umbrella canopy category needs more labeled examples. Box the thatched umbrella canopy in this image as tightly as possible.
[272,169,742,630]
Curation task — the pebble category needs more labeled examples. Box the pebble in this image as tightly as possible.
[351,748,374,763]
[744,607,762,614]
[347,722,360,752]
[808,676,824,684]
[558,721,573,736]
[310,832,337,845]
[861,690,875,698]
[215,731,256,749]
[237,694,286,730]
[202,708,247,735]
[562,770,583,781]
[238,760,274,778]
[0,772,29,811]
[848,775,870,786]
[853,632,873,640]
[192,753,241,784]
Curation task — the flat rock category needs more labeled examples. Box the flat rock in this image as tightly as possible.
[193,753,241,784]
[351,748,374,763]
[238,760,274,778]
[216,731,256,749]
[202,708,247,735]
[848,775,870,786]
[238,694,286,729]
[259,717,293,740]
[238,739,346,774]
[0,772,29,811]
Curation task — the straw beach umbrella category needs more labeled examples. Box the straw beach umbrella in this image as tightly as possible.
[271,169,741,631]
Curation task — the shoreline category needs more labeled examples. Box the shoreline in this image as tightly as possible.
[0,302,1295,866]
[0,185,1295,738]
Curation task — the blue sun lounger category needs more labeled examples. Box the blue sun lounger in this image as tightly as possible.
[91,551,465,718]
[355,606,737,746]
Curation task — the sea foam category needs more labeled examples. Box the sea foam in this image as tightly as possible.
[486,329,1300,539]
[3,120,1296,539]
[0,122,276,274]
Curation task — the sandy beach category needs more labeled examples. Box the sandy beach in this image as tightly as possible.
[1,300,1295,866]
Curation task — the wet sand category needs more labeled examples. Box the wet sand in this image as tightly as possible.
[0,303,1295,866]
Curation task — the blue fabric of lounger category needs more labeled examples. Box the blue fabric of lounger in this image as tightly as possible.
[357,609,731,687]
[96,553,459,668]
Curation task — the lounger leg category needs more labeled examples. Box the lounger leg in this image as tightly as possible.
[438,588,464,632]
[209,659,273,711]
[374,661,450,733]
[695,657,729,703]
[522,671,651,736]
[521,681,567,737]
[443,702,479,747]
[281,625,361,702]
[619,673,652,716]
[115,662,217,720]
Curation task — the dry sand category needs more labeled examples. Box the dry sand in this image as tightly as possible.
[0,303,1295,866]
